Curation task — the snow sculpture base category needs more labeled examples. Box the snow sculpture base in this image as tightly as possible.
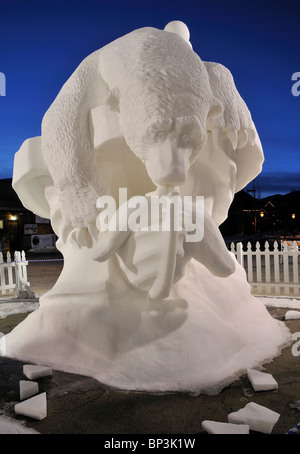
[0,247,290,395]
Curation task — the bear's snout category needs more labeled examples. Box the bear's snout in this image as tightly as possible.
[145,141,193,187]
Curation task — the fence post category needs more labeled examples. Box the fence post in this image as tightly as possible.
[236,242,243,265]
[6,251,14,293]
[247,242,253,283]
[256,242,262,294]
[273,241,280,295]
[14,251,23,295]
[265,241,271,294]
[230,242,235,255]
[282,242,290,295]
[292,241,299,296]
[21,250,28,284]
[0,252,6,295]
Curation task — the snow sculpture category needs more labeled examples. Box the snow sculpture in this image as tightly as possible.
[1,21,290,395]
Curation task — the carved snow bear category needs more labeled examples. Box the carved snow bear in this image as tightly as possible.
[5,23,290,397]
[36,24,263,247]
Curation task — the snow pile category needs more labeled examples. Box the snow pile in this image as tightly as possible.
[0,259,291,395]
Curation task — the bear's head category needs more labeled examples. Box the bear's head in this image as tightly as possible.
[100,27,223,189]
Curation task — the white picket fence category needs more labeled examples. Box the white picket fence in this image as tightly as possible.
[230,241,300,296]
[2,244,299,298]
[0,251,30,296]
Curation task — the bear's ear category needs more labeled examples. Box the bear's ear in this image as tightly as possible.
[104,87,120,113]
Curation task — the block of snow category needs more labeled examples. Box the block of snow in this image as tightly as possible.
[247,368,278,391]
[14,392,47,420]
[228,402,280,434]
[202,420,249,434]
[19,380,39,400]
[285,310,300,320]
[23,364,52,380]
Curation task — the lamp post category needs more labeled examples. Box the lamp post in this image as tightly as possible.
[242,209,265,235]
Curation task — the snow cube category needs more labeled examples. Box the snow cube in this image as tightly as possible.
[247,368,278,391]
[285,310,300,320]
[23,364,52,380]
[228,402,280,434]
[19,380,39,400]
[14,392,47,420]
[202,420,249,434]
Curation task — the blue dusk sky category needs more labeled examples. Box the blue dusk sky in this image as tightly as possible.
[0,0,299,198]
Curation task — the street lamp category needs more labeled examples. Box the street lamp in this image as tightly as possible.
[292,213,296,219]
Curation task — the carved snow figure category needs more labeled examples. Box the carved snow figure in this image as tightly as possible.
[1,22,290,394]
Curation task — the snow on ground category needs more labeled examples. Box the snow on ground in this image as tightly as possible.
[258,296,300,309]
[0,300,39,319]
[0,415,39,434]
[0,294,298,433]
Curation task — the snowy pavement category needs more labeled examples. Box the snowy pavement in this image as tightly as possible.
[0,300,39,321]
[0,415,39,434]
[258,296,300,309]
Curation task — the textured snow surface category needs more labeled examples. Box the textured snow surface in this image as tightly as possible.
[0,260,291,395]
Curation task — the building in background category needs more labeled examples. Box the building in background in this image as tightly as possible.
[0,178,56,253]
[220,189,300,248]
